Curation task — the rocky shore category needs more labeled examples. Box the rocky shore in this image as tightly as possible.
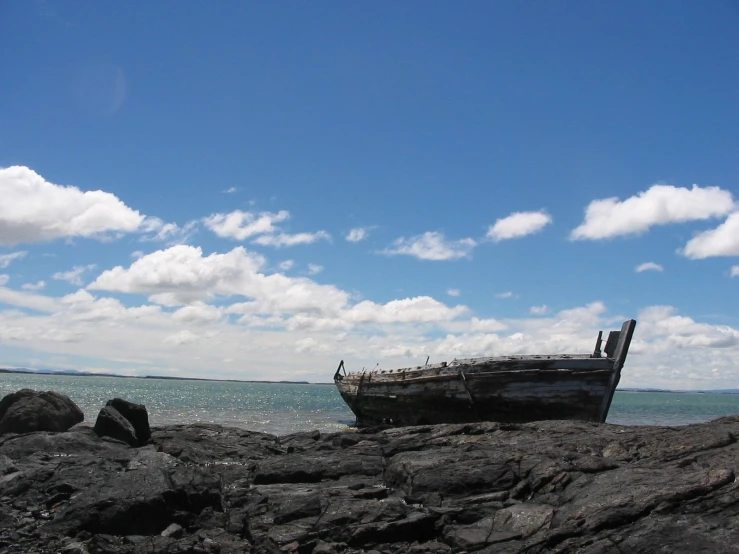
[1,390,739,553]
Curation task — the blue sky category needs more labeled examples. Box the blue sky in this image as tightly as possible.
[1,2,738,388]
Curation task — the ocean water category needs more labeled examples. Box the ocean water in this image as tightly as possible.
[1,373,738,435]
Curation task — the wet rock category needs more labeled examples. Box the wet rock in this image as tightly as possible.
[0,389,83,435]
[93,406,138,447]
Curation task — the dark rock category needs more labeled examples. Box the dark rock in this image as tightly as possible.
[2,401,739,553]
[0,389,83,435]
[106,398,151,445]
[93,406,138,447]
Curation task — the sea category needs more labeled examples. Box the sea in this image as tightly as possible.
[2,372,739,436]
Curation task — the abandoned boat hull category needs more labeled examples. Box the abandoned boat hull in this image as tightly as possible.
[334,319,636,426]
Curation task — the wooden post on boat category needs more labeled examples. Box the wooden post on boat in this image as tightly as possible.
[598,319,637,423]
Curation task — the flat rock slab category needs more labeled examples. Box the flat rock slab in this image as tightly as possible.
[1,414,739,553]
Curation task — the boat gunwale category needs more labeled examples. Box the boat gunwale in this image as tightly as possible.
[337,367,615,388]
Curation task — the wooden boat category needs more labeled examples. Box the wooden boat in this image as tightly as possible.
[334,319,636,426]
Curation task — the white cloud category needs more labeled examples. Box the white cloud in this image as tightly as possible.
[131,251,144,259]
[731,266,739,278]
[140,218,198,244]
[571,184,735,240]
[172,304,222,325]
[204,210,289,241]
[279,260,295,271]
[22,281,45,291]
[635,262,664,273]
[0,286,59,312]
[530,304,550,316]
[253,231,330,247]
[164,330,199,346]
[447,288,461,297]
[468,317,507,332]
[343,296,468,324]
[0,166,145,245]
[0,251,27,268]
[52,265,97,286]
[346,227,370,243]
[204,209,332,248]
[307,264,323,275]
[495,291,515,299]
[0,275,8,286]
[89,245,350,314]
[486,210,552,241]
[58,289,160,323]
[382,232,476,261]
[222,187,238,194]
[681,212,739,259]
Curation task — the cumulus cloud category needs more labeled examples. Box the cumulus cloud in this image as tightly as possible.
[447,289,460,297]
[307,264,323,275]
[204,209,330,247]
[279,260,295,271]
[88,245,350,314]
[164,330,199,346]
[52,264,97,286]
[346,227,370,242]
[252,231,330,247]
[495,291,515,299]
[635,262,664,273]
[530,305,550,316]
[140,218,198,244]
[468,317,507,332]
[731,266,739,278]
[222,187,238,194]
[571,184,735,240]
[172,303,222,325]
[204,210,289,241]
[486,210,552,241]
[382,232,476,261]
[0,251,27,268]
[22,281,45,291]
[0,166,145,245]
[681,212,739,259]
[343,296,468,324]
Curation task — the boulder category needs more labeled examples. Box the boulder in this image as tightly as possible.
[106,398,151,445]
[0,389,83,435]
[93,405,138,447]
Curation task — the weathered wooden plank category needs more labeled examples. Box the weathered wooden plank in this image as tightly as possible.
[598,319,637,422]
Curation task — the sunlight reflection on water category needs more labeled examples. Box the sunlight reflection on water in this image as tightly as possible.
[1,374,737,433]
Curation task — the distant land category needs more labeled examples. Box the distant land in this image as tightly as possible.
[0,367,325,385]
[1,367,737,393]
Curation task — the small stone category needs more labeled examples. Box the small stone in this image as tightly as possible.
[161,522,185,538]
[202,537,221,553]
[61,542,89,554]
[313,541,338,554]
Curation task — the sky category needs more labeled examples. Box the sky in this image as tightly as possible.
[0,2,738,388]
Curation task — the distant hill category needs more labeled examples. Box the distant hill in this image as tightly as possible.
[0,367,312,385]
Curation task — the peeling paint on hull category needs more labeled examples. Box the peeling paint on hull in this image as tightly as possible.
[334,320,637,427]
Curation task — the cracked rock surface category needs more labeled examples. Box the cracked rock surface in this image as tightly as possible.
[1,417,739,553]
